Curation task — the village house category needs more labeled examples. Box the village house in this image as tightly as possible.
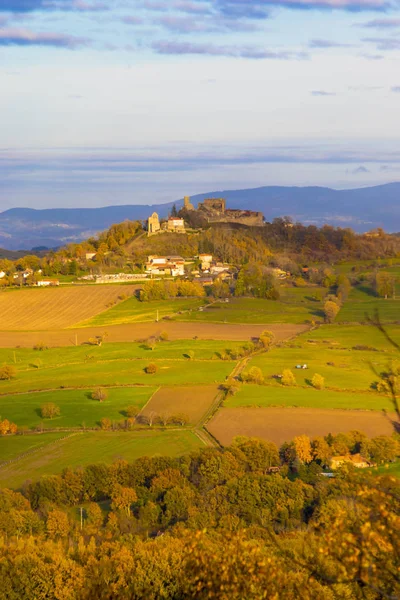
[145,255,185,277]
[37,279,60,287]
[198,253,213,271]
[166,217,185,233]
[85,252,96,261]
[329,454,371,470]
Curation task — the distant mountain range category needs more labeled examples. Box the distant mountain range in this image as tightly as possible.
[1,182,399,250]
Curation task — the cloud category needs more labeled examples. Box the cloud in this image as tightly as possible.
[360,17,400,28]
[311,90,336,96]
[362,36,400,50]
[0,28,88,48]
[152,40,308,59]
[351,165,370,173]
[309,38,354,47]
[156,14,259,33]
[212,0,395,20]
[0,0,107,12]
[121,16,144,25]
[172,1,212,13]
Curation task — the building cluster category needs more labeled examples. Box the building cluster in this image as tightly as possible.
[0,268,59,287]
[146,195,264,236]
[145,252,234,284]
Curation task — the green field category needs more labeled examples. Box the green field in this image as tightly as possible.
[0,358,234,396]
[0,432,67,462]
[370,461,400,477]
[0,387,156,429]
[79,297,205,327]
[227,384,393,411]
[244,323,399,394]
[176,291,325,324]
[0,430,203,489]
[338,287,400,323]
[0,340,247,369]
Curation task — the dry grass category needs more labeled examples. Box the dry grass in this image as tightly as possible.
[207,407,396,447]
[0,286,138,331]
[0,322,308,348]
[140,385,219,425]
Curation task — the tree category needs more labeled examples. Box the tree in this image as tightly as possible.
[172,413,189,426]
[311,373,325,390]
[0,419,17,436]
[145,363,158,374]
[311,436,332,465]
[375,271,396,299]
[92,387,108,402]
[243,367,264,384]
[86,502,103,527]
[40,402,60,420]
[324,299,340,323]
[159,412,170,426]
[111,484,137,516]
[46,509,69,538]
[126,405,139,419]
[100,417,111,430]
[259,330,275,349]
[281,369,296,386]
[0,365,17,380]
[293,435,312,464]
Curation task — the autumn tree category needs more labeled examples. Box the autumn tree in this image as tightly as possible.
[324,299,340,323]
[92,387,108,402]
[375,271,396,299]
[0,365,17,380]
[46,509,70,538]
[145,363,158,374]
[0,419,17,436]
[281,369,296,386]
[293,435,312,464]
[311,373,325,390]
[40,402,60,420]
[111,484,137,516]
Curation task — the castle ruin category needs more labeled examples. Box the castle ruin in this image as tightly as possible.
[197,197,264,227]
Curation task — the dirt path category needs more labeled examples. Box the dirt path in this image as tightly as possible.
[0,323,308,348]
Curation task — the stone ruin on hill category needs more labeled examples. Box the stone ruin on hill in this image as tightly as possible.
[184,195,264,227]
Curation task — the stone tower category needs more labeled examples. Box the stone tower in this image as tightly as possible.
[184,195,195,211]
[147,212,160,236]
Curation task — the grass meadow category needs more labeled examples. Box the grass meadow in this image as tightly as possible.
[338,287,400,323]
[227,384,393,411]
[79,297,205,327]
[0,430,203,489]
[0,387,156,429]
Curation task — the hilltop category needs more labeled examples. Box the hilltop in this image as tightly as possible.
[1,182,400,250]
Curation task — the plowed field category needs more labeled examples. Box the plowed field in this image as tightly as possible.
[0,286,138,331]
[140,385,219,425]
[208,407,396,446]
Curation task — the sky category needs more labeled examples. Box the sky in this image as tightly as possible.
[1,0,400,209]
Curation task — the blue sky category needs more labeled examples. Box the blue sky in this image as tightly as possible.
[1,0,400,209]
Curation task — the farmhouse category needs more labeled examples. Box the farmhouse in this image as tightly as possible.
[37,279,60,287]
[146,255,185,277]
[198,253,213,270]
[330,454,371,470]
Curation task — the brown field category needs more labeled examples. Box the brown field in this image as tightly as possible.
[0,322,307,348]
[140,385,219,425]
[0,286,139,331]
[207,407,396,447]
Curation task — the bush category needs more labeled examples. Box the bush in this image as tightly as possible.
[244,367,264,385]
[33,342,48,351]
[159,331,169,341]
[92,387,108,402]
[41,403,61,419]
[0,365,17,380]
[281,369,296,387]
[311,373,325,390]
[145,363,158,374]
[126,405,139,418]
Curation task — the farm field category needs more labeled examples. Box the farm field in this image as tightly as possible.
[140,385,219,425]
[0,430,203,489]
[0,387,156,429]
[175,292,324,324]
[338,286,400,323]
[79,297,206,327]
[0,285,138,330]
[227,385,393,411]
[0,358,234,395]
[244,323,399,393]
[0,340,249,369]
[207,407,396,447]
[0,432,67,462]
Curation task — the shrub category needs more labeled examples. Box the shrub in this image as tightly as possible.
[281,369,296,387]
[145,363,158,374]
[41,403,61,419]
[126,405,139,418]
[244,367,264,385]
[33,342,48,351]
[0,365,17,380]
[92,387,108,402]
[159,331,169,341]
[294,277,307,287]
[311,373,325,390]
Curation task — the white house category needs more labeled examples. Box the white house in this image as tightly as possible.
[0,271,5,279]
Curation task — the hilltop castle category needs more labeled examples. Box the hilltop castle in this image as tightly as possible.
[184,196,264,227]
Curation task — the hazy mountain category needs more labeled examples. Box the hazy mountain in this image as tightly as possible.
[0,183,399,250]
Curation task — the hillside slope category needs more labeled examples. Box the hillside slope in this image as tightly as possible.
[1,182,399,249]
